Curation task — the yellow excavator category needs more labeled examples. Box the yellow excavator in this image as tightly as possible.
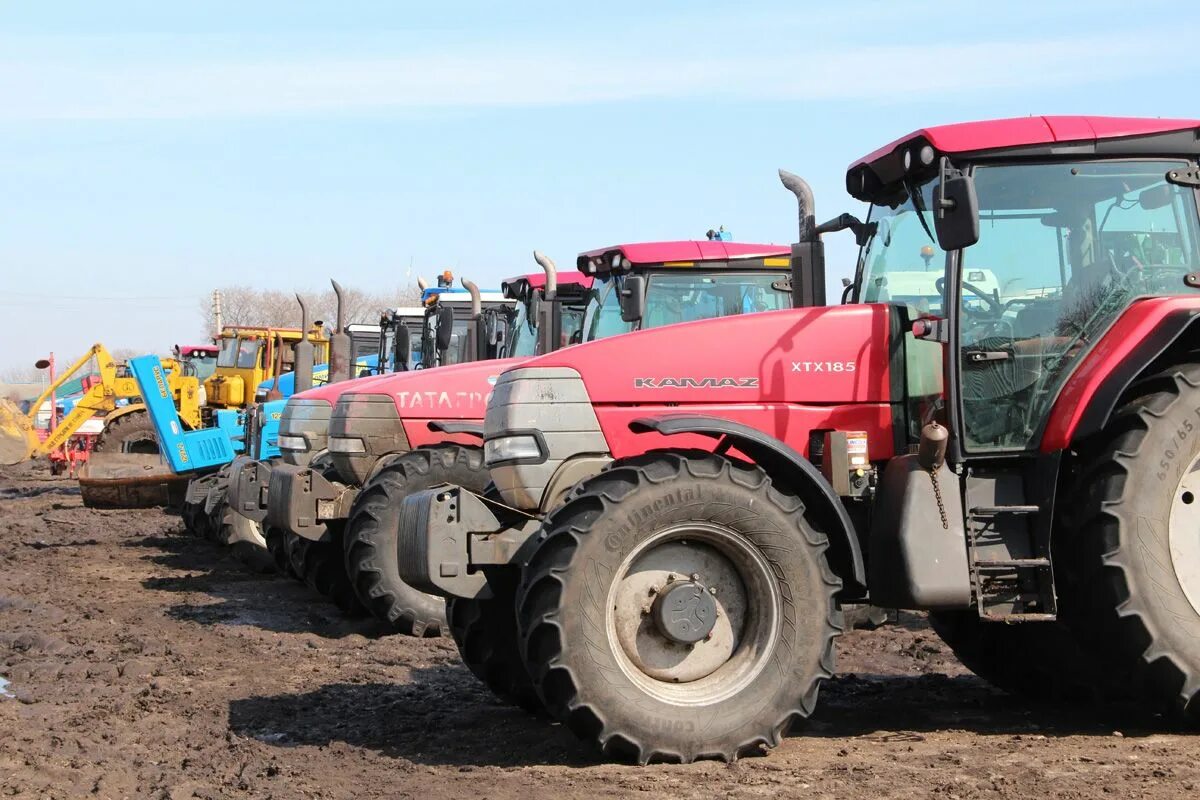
[0,343,201,466]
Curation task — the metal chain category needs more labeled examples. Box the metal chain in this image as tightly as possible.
[929,469,949,530]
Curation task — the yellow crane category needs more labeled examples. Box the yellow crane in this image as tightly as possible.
[0,343,201,466]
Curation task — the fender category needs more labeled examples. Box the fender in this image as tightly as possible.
[1041,301,1200,451]
[104,403,191,431]
[629,414,867,595]
[427,420,484,439]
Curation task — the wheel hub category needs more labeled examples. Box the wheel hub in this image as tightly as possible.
[651,580,717,644]
[1170,458,1200,617]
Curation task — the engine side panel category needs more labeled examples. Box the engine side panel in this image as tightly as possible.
[524,305,893,405]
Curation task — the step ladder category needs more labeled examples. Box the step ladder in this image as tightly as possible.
[965,469,1058,621]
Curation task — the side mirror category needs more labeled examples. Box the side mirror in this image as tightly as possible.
[934,159,979,252]
[394,326,410,371]
[619,275,646,323]
[435,307,455,352]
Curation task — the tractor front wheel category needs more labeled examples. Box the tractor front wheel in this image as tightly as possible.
[343,446,486,637]
[516,451,842,763]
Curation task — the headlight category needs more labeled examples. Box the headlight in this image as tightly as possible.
[328,436,366,454]
[484,434,545,466]
[277,434,309,451]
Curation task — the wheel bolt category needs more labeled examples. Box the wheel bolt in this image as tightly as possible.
[690,573,700,582]
[709,586,717,595]
[648,586,658,596]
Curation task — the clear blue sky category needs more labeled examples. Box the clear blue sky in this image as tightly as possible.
[2,0,1198,373]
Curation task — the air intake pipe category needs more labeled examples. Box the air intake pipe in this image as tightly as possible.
[329,279,352,383]
[294,294,314,393]
[778,169,826,308]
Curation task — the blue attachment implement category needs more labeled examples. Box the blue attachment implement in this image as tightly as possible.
[127,355,237,474]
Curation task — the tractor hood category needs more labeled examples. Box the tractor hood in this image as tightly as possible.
[338,357,527,418]
[327,357,528,484]
[506,305,894,405]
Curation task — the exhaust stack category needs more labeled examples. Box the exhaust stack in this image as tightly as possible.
[294,294,314,394]
[329,279,352,383]
[266,333,284,401]
[778,169,826,308]
[533,250,558,301]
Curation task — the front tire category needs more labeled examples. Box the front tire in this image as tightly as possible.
[516,451,842,763]
[343,446,486,637]
[1065,364,1200,721]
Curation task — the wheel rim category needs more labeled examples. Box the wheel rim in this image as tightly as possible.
[1170,455,1200,617]
[604,522,781,707]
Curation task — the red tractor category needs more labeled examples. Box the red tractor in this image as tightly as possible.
[399,116,1200,762]
[271,241,797,633]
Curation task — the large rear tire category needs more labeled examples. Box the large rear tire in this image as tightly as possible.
[94,409,160,455]
[1064,364,1200,722]
[516,451,842,763]
[928,610,1126,703]
[343,446,485,637]
[447,582,542,713]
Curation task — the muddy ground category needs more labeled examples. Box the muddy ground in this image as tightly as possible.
[1,463,1197,799]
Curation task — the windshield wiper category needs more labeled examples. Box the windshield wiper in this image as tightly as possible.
[907,180,936,244]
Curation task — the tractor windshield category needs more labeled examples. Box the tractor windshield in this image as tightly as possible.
[857,182,947,315]
[217,336,263,369]
[507,299,538,358]
[582,271,790,341]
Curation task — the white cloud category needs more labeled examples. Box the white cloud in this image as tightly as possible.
[0,30,1170,121]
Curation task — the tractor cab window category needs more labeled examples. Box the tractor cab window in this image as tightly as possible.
[957,159,1200,451]
[218,337,263,369]
[858,181,946,315]
[644,272,789,326]
[507,298,539,358]
[583,275,635,341]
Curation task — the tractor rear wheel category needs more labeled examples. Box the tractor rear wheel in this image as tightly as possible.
[516,451,842,764]
[928,611,1126,703]
[343,446,485,637]
[94,409,160,455]
[1064,363,1200,722]
[447,582,542,713]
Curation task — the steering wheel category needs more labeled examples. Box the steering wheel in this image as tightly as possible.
[935,276,1003,319]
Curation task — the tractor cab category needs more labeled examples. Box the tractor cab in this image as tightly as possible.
[574,240,793,340]
[418,277,515,369]
[206,323,329,413]
[365,307,426,374]
[846,117,1200,454]
[500,263,592,358]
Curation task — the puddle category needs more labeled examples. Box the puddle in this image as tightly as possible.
[0,676,13,699]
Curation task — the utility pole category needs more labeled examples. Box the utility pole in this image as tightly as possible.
[211,289,223,339]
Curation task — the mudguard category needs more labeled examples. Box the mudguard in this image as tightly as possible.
[629,414,867,595]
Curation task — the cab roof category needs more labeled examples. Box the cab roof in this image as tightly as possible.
[848,115,1200,204]
[576,241,789,274]
[501,270,593,299]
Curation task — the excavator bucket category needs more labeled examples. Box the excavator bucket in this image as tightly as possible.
[77,452,190,508]
[0,399,38,466]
